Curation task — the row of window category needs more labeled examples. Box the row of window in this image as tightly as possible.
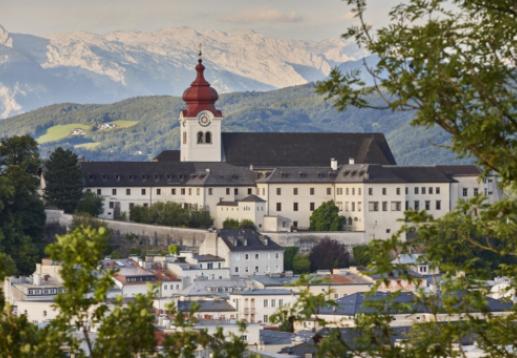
[234,265,279,273]
[27,287,63,296]
[242,253,280,260]
[462,188,490,196]
[336,187,362,196]
[163,283,181,290]
[368,200,442,212]
[368,186,442,196]
[274,187,334,196]
[95,187,255,197]
[336,201,362,212]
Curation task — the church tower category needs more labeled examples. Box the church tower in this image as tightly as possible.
[180,53,223,162]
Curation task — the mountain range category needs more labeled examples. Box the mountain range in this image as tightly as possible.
[0,83,470,166]
[0,24,365,118]
[0,25,469,165]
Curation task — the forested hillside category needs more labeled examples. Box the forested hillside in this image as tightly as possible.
[0,84,469,165]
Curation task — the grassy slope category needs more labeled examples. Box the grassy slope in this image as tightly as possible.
[0,84,470,165]
[37,123,92,144]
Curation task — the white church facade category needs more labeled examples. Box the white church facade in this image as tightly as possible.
[79,56,503,240]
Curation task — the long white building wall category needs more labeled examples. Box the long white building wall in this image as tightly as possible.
[86,173,502,241]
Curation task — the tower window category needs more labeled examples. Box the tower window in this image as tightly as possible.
[197,131,204,144]
[205,131,212,144]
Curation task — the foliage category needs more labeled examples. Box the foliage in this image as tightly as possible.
[168,244,179,255]
[222,218,256,231]
[317,0,516,187]
[75,191,104,216]
[44,147,83,213]
[130,202,213,229]
[304,0,517,355]
[239,219,256,230]
[283,246,299,271]
[292,254,311,274]
[222,218,240,229]
[309,201,345,231]
[352,244,372,268]
[309,238,350,273]
[0,135,45,275]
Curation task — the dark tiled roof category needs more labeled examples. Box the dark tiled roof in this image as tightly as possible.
[193,254,225,262]
[154,150,180,162]
[218,229,283,252]
[240,194,266,203]
[256,166,339,184]
[257,164,457,184]
[177,300,236,313]
[221,132,397,167]
[318,292,426,316]
[260,329,295,345]
[318,292,513,316]
[279,342,316,356]
[435,165,481,177]
[80,161,256,187]
[216,201,238,207]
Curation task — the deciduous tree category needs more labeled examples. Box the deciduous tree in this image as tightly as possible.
[309,238,350,273]
[309,201,345,231]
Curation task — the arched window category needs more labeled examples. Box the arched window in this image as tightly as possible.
[205,131,212,144]
[197,131,204,144]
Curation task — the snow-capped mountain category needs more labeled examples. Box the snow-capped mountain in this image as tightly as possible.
[0,25,365,118]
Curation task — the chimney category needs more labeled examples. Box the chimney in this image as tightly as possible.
[330,158,338,171]
[348,158,355,165]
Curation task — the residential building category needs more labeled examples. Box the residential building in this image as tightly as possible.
[199,229,284,276]
[229,288,298,324]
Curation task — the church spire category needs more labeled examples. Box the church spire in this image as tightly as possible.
[182,50,222,117]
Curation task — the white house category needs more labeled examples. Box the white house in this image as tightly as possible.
[3,259,64,324]
[199,229,284,277]
[229,288,298,324]
[166,252,230,286]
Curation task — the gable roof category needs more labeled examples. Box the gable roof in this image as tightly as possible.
[221,132,396,167]
[256,164,457,184]
[435,165,481,177]
[218,229,283,252]
[80,161,256,187]
[240,194,266,203]
[318,292,513,316]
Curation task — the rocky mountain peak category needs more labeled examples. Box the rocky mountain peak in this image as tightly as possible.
[0,24,13,48]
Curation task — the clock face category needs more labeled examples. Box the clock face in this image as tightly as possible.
[197,111,212,127]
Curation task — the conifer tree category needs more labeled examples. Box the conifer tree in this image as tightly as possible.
[44,147,83,213]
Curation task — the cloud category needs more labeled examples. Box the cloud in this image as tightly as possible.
[339,10,356,21]
[223,8,303,24]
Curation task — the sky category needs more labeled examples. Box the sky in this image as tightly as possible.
[0,0,399,41]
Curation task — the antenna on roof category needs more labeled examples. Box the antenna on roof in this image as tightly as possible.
[198,43,202,62]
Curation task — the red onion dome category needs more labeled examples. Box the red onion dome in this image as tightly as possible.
[182,58,222,117]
